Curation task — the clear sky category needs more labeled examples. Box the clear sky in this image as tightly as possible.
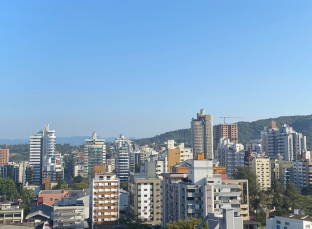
[1,1,312,139]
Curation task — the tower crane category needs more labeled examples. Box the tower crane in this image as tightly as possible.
[220,117,243,124]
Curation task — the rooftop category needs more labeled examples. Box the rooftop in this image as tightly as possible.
[281,214,312,222]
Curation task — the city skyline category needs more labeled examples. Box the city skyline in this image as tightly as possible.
[1,1,312,139]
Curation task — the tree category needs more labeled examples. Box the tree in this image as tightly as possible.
[20,188,34,217]
[233,166,264,214]
[72,182,88,190]
[52,179,68,190]
[73,175,82,183]
[119,213,147,229]
[120,181,128,191]
[0,178,19,200]
[166,218,207,229]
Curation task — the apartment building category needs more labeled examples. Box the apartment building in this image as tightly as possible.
[0,146,9,166]
[30,124,57,185]
[106,158,115,173]
[128,173,161,225]
[248,155,271,190]
[73,154,84,177]
[271,155,293,186]
[90,171,119,228]
[84,132,106,178]
[191,109,213,159]
[213,123,238,152]
[161,159,245,228]
[53,196,85,229]
[217,138,245,178]
[290,159,312,190]
[261,122,307,161]
[0,162,24,184]
[0,206,23,224]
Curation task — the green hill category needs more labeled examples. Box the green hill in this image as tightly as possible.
[134,114,312,150]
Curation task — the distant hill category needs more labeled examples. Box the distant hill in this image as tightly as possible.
[134,114,312,150]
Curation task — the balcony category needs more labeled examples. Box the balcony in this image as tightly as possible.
[94,215,118,219]
[94,191,118,195]
[94,202,118,207]
[94,209,118,213]
[94,196,118,201]
[94,185,118,189]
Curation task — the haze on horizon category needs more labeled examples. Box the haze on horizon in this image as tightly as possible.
[1,1,312,140]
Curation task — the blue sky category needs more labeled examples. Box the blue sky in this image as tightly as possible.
[1,1,312,139]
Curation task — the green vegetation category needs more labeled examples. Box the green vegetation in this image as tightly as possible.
[120,181,128,191]
[72,182,88,190]
[20,188,35,217]
[166,218,207,229]
[52,179,68,190]
[233,166,265,214]
[0,178,19,200]
[119,213,148,229]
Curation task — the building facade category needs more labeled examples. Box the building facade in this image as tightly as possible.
[0,146,9,167]
[213,123,238,152]
[53,196,85,229]
[115,136,131,182]
[90,171,120,228]
[84,132,106,178]
[217,138,245,178]
[30,124,57,185]
[248,155,271,190]
[128,173,161,225]
[191,109,213,159]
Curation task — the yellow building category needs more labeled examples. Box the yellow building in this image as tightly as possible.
[249,155,271,190]
[167,148,181,172]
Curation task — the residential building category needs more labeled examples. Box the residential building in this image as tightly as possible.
[38,190,70,206]
[161,159,246,227]
[30,124,59,185]
[207,208,243,229]
[42,153,64,182]
[266,211,312,229]
[248,155,271,190]
[213,123,238,152]
[246,139,262,154]
[0,203,23,224]
[115,135,131,182]
[0,146,9,166]
[90,171,120,228]
[0,162,24,184]
[130,151,144,172]
[290,159,312,190]
[261,122,307,161]
[119,189,129,211]
[217,138,245,178]
[191,109,214,159]
[53,196,85,229]
[271,155,293,186]
[106,158,115,173]
[25,165,34,185]
[25,204,53,223]
[83,132,106,178]
[73,154,84,177]
[128,172,161,225]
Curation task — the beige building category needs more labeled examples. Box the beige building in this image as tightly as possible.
[0,147,9,167]
[249,155,271,190]
[128,173,161,225]
[90,170,119,228]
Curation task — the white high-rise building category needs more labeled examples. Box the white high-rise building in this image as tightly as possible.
[191,109,213,159]
[29,124,56,185]
[217,138,245,178]
[115,135,132,182]
[83,132,106,178]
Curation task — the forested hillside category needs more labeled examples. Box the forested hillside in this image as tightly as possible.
[134,114,312,150]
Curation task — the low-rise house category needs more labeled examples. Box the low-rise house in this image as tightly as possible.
[25,204,53,222]
[0,203,23,224]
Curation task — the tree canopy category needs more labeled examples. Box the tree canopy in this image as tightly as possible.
[166,218,207,229]
[0,178,19,200]
[52,179,68,190]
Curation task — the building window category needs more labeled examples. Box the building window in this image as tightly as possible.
[277,220,281,224]
[285,222,290,225]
